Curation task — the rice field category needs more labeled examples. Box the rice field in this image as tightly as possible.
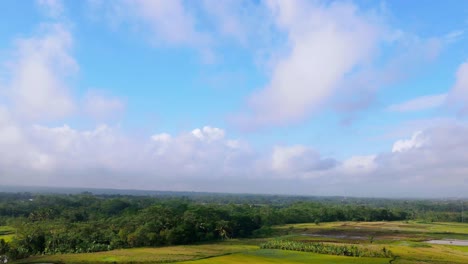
[0,226,15,243]
[13,221,468,264]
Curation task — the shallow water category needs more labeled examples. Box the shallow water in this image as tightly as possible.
[301,233,366,239]
[426,239,468,246]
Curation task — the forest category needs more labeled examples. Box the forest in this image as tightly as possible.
[0,191,465,261]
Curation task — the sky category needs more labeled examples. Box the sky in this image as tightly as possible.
[0,0,467,198]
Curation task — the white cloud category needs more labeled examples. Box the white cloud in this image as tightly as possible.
[131,0,209,45]
[391,131,426,152]
[83,90,125,120]
[201,0,272,48]
[37,0,64,18]
[321,125,468,197]
[0,121,335,189]
[376,125,468,189]
[1,21,127,123]
[237,0,380,127]
[387,93,447,112]
[191,126,225,141]
[0,107,54,174]
[202,0,247,43]
[0,107,22,145]
[331,26,457,125]
[271,145,336,177]
[151,133,171,143]
[228,1,456,127]
[30,124,137,172]
[0,119,467,197]
[88,0,216,62]
[4,23,76,121]
[341,155,377,174]
[447,61,468,114]
[444,30,464,43]
[94,0,210,47]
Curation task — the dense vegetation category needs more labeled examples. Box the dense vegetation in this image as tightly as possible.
[260,239,394,258]
[0,191,465,261]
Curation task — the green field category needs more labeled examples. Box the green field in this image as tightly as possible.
[14,221,468,264]
[180,250,389,264]
[0,226,15,243]
[14,243,257,263]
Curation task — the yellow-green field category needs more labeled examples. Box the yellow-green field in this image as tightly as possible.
[13,221,468,264]
[15,243,257,263]
[0,226,15,243]
[180,250,389,264]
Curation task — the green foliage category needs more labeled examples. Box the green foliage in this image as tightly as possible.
[260,239,394,258]
[0,192,465,261]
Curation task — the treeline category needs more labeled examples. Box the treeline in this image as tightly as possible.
[0,192,465,260]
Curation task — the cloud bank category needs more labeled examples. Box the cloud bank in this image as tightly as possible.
[1,115,467,197]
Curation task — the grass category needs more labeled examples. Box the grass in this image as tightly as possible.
[275,221,468,264]
[180,249,389,264]
[0,226,15,243]
[13,221,468,264]
[15,243,257,263]
[279,221,468,242]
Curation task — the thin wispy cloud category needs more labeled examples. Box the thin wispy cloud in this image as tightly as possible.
[387,93,447,112]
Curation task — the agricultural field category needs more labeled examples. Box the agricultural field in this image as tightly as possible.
[15,243,258,264]
[0,226,15,243]
[14,221,468,264]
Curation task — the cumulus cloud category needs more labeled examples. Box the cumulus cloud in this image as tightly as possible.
[0,17,127,123]
[2,23,76,121]
[447,61,468,114]
[149,126,255,179]
[0,107,22,145]
[229,1,456,128]
[0,124,256,188]
[337,125,468,197]
[271,145,336,177]
[0,120,336,192]
[0,107,55,175]
[191,126,225,141]
[0,122,146,188]
[391,131,426,152]
[1,118,468,197]
[0,12,130,185]
[237,0,379,127]
[30,124,137,172]
[83,90,125,120]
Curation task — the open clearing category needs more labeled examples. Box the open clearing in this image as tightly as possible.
[14,221,468,264]
[180,249,389,264]
[15,243,257,263]
[0,226,15,243]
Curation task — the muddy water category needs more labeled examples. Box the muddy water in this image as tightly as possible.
[426,239,468,246]
[302,233,366,239]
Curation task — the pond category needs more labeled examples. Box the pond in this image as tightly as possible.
[301,233,366,239]
[426,239,468,246]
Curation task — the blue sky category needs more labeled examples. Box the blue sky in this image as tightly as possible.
[0,0,467,197]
